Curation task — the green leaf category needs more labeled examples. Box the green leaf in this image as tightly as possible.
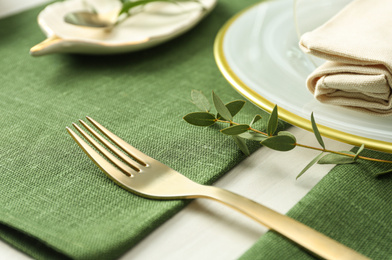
[317,152,355,165]
[311,112,325,149]
[238,132,268,141]
[226,100,246,117]
[297,152,324,179]
[120,0,177,15]
[354,144,365,161]
[375,168,392,176]
[261,135,296,151]
[212,91,233,121]
[217,100,246,119]
[191,90,210,112]
[267,105,278,136]
[232,136,250,156]
[183,112,216,126]
[250,114,263,127]
[120,0,203,13]
[221,124,250,135]
[278,131,297,143]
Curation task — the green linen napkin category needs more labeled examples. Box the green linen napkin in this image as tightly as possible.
[0,1,282,259]
[240,148,392,259]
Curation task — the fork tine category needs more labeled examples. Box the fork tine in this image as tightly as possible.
[71,123,138,176]
[66,127,134,182]
[86,116,148,166]
[79,120,141,172]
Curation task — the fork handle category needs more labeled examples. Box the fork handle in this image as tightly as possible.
[199,186,369,260]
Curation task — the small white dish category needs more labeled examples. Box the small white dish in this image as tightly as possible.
[214,0,392,152]
[30,0,216,56]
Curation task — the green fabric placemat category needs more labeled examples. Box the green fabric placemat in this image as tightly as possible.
[0,1,284,259]
[240,148,392,259]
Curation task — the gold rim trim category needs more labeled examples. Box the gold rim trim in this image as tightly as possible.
[213,3,392,153]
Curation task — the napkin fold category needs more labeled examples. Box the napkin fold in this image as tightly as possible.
[0,1,288,259]
[299,0,392,115]
[240,148,392,259]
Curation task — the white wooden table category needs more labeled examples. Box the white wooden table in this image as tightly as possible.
[0,2,351,259]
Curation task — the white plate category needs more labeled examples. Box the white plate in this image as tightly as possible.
[30,0,216,56]
[214,0,392,152]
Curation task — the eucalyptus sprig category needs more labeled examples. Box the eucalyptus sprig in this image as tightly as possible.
[183,90,392,178]
[117,0,204,24]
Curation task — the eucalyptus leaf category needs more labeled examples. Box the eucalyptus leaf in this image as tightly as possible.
[232,136,250,156]
[267,105,278,136]
[250,114,263,127]
[317,152,355,165]
[238,132,268,141]
[297,152,324,179]
[120,0,199,15]
[221,124,250,135]
[375,168,392,176]
[212,91,233,121]
[354,144,365,161]
[191,90,210,112]
[261,135,296,151]
[311,112,325,149]
[120,0,176,14]
[225,100,246,117]
[278,131,297,142]
[183,112,216,126]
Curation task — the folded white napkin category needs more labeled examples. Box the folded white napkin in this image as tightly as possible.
[299,0,392,115]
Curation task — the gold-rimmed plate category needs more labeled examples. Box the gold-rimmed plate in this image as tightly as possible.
[214,0,392,153]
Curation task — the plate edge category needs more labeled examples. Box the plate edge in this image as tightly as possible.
[213,1,392,153]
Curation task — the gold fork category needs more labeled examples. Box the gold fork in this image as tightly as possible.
[66,117,369,260]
